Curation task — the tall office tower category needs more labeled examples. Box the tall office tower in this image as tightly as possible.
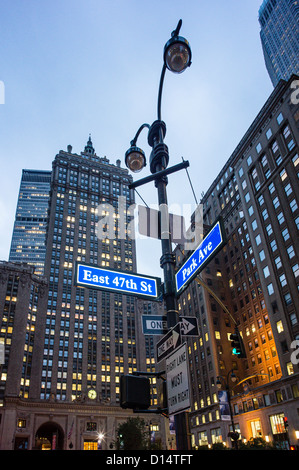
[178,75,299,449]
[42,138,139,404]
[0,138,168,450]
[258,0,299,86]
[9,169,51,275]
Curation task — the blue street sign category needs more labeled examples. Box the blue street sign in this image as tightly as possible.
[75,262,161,299]
[142,315,168,335]
[175,219,226,293]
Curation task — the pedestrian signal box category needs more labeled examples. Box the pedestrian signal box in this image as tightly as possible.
[120,375,151,410]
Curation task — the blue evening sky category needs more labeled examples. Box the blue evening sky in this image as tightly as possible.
[0,0,273,277]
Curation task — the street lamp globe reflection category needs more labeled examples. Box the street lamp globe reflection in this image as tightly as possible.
[164,37,191,74]
[231,371,237,383]
[125,146,146,173]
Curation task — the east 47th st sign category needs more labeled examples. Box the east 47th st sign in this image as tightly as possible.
[75,262,161,300]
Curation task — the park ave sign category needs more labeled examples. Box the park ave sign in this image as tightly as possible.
[175,218,226,293]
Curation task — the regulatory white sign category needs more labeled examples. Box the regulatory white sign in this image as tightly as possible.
[166,343,190,415]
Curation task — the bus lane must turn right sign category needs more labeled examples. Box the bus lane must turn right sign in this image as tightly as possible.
[166,343,190,415]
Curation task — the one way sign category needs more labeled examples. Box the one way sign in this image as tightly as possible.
[180,317,199,337]
[156,323,182,363]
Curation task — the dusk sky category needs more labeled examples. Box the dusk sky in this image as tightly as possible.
[0,0,274,277]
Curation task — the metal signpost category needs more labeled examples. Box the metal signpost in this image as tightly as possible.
[75,262,161,300]
[175,219,226,294]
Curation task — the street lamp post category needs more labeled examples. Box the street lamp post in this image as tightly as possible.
[216,370,239,449]
[124,20,192,450]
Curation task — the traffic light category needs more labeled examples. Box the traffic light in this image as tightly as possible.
[283,416,289,429]
[230,327,246,358]
[120,375,151,410]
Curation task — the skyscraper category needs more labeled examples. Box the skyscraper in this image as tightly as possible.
[42,137,139,403]
[9,169,51,275]
[179,75,299,448]
[258,0,299,87]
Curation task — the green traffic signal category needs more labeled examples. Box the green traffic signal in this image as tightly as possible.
[229,328,246,358]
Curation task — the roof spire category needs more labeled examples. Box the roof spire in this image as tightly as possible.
[84,134,95,155]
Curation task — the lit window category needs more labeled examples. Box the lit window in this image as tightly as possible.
[276,321,284,333]
[280,169,287,181]
[292,154,299,167]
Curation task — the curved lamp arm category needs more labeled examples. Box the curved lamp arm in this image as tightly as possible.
[157,64,167,121]
[130,123,151,146]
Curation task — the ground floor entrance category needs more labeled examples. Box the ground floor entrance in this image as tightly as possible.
[35,421,64,450]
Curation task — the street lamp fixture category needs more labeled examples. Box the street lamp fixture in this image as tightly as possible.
[125,146,146,173]
[125,19,191,176]
[217,370,236,388]
[164,19,191,74]
[164,35,191,74]
[231,371,237,383]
